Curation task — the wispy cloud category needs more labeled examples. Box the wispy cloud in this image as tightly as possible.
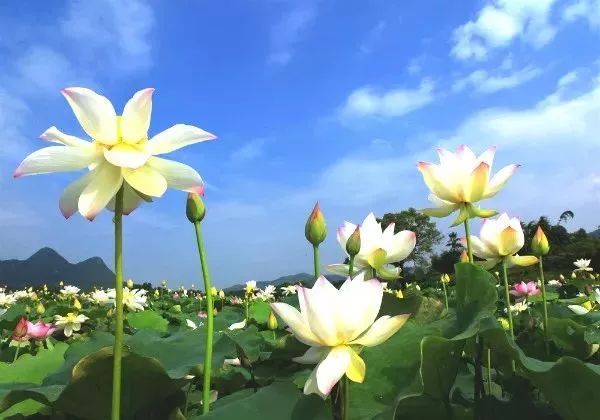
[451,0,559,61]
[60,0,155,73]
[359,20,387,55]
[453,65,542,94]
[563,0,600,29]
[229,138,268,165]
[337,79,435,120]
[267,2,317,66]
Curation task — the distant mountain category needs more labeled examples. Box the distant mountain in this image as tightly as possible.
[591,228,600,239]
[0,247,114,291]
[224,272,345,292]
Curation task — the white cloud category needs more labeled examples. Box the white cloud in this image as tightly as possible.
[230,138,268,164]
[60,0,155,72]
[451,0,559,61]
[359,21,387,55]
[338,79,435,120]
[453,65,542,94]
[563,0,600,29]
[0,90,31,159]
[268,3,316,66]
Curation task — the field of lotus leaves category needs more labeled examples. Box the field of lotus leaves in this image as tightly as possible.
[2,87,599,419]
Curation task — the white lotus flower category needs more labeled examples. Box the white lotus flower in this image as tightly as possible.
[271,274,409,398]
[186,319,198,330]
[418,145,518,224]
[568,289,600,315]
[60,285,81,296]
[245,281,257,294]
[280,285,298,296]
[15,87,215,220]
[547,280,562,287]
[54,312,89,337]
[107,287,147,312]
[574,259,593,272]
[465,213,538,269]
[257,285,276,301]
[328,213,416,279]
[504,301,530,315]
[0,293,17,307]
[89,289,111,305]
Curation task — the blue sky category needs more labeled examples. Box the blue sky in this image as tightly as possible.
[0,0,599,288]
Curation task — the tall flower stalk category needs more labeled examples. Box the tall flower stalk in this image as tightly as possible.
[111,186,125,420]
[187,193,214,414]
[532,226,551,355]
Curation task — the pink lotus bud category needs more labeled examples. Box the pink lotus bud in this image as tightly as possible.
[12,317,28,341]
[26,321,55,341]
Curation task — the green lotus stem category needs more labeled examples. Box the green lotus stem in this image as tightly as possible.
[193,221,214,414]
[245,295,250,321]
[442,281,449,310]
[341,376,349,420]
[486,348,492,395]
[13,341,21,363]
[463,218,474,263]
[501,259,514,340]
[313,244,320,279]
[184,380,193,417]
[538,256,550,356]
[111,185,124,420]
[348,256,354,278]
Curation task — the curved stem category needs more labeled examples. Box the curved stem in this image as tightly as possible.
[111,185,124,420]
[13,341,21,363]
[486,348,492,395]
[313,245,320,279]
[348,256,354,278]
[538,256,549,356]
[463,218,474,263]
[194,222,214,414]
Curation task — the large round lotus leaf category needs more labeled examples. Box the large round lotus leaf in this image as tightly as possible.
[55,346,183,420]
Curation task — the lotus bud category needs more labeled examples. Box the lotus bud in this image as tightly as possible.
[107,308,114,318]
[531,226,550,256]
[211,287,218,296]
[170,304,182,313]
[24,305,31,314]
[191,284,195,289]
[161,280,167,287]
[497,317,510,331]
[571,272,577,279]
[440,274,450,284]
[126,279,134,288]
[494,271,500,278]
[154,289,159,297]
[267,311,278,330]
[13,317,28,340]
[213,308,218,316]
[186,192,206,223]
[73,298,82,311]
[36,302,45,315]
[395,289,404,299]
[305,202,327,246]
[219,290,225,299]
[59,281,64,286]
[459,250,469,263]
[345,226,361,257]
[559,274,565,281]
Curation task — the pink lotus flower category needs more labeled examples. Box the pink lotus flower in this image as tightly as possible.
[510,281,541,297]
[26,321,55,340]
[197,311,208,318]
